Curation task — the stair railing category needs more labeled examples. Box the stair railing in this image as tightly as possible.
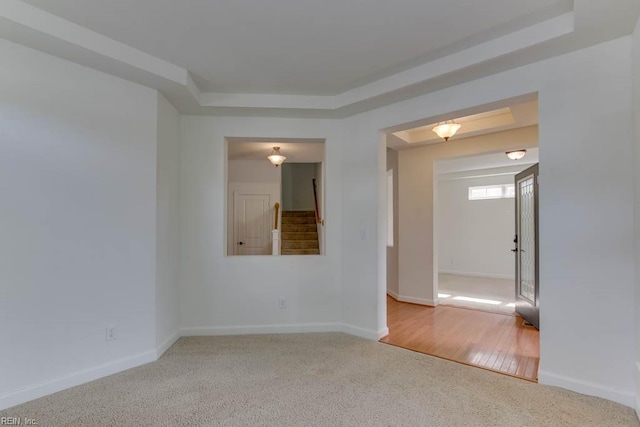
[312,179,322,225]
[272,202,280,255]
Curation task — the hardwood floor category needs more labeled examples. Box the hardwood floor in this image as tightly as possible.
[380,296,540,382]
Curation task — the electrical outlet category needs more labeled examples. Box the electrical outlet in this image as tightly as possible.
[106,326,117,341]
[278,298,287,309]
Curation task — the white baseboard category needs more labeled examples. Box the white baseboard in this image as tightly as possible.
[182,322,388,341]
[0,350,156,411]
[388,289,438,307]
[538,369,635,408]
[440,270,515,280]
[181,322,343,337]
[156,332,180,359]
[396,294,438,307]
[377,327,390,339]
[340,323,388,340]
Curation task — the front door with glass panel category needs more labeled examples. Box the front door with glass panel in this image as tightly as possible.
[514,164,539,329]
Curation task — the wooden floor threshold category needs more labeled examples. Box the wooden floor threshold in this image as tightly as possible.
[381,296,540,382]
[380,340,537,382]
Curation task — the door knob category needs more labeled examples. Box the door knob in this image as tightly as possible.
[238,242,244,245]
[511,248,518,252]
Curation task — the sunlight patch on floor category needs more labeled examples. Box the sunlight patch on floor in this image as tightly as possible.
[438,274,515,314]
[453,296,502,305]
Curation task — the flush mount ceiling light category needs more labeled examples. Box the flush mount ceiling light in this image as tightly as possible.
[267,146,286,167]
[432,120,461,141]
[506,149,527,160]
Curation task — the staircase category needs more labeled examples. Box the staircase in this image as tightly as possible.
[281,211,320,255]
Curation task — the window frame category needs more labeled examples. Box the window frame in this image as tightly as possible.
[468,183,515,201]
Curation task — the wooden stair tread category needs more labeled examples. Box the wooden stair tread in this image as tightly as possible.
[282,210,315,217]
[282,240,319,249]
[281,217,316,224]
[282,232,318,240]
[280,211,319,255]
[282,224,317,232]
[280,210,319,255]
[281,248,321,255]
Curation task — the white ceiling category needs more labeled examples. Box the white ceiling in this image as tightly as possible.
[3,0,640,116]
[391,100,538,149]
[436,148,539,175]
[227,138,324,162]
[19,0,569,95]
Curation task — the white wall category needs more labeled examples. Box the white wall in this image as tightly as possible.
[179,117,353,335]
[228,160,280,184]
[156,93,181,355]
[282,163,317,211]
[632,15,640,416]
[386,149,399,297]
[282,163,293,208]
[338,121,386,337]
[535,38,634,406]
[342,37,634,406]
[0,40,158,409]
[438,173,517,279]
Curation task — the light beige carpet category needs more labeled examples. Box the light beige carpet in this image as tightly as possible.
[2,333,637,426]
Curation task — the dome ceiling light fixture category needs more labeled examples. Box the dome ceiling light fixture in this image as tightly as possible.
[267,146,287,167]
[506,149,527,160]
[432,120,462,142]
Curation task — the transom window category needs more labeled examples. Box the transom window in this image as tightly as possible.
[468,184,515,200]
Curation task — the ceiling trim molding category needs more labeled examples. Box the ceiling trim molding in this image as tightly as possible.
[1,0,189,85]
[332,13,573,109]
[200,92,336,110]
[196,12,573,112]
[2,0,635,117]
[437,164,537,181]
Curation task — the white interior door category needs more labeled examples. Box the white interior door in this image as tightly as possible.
[233,192,272,255]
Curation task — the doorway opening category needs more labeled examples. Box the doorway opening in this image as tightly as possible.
[435,149,539,316]
[381,95,540,381]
